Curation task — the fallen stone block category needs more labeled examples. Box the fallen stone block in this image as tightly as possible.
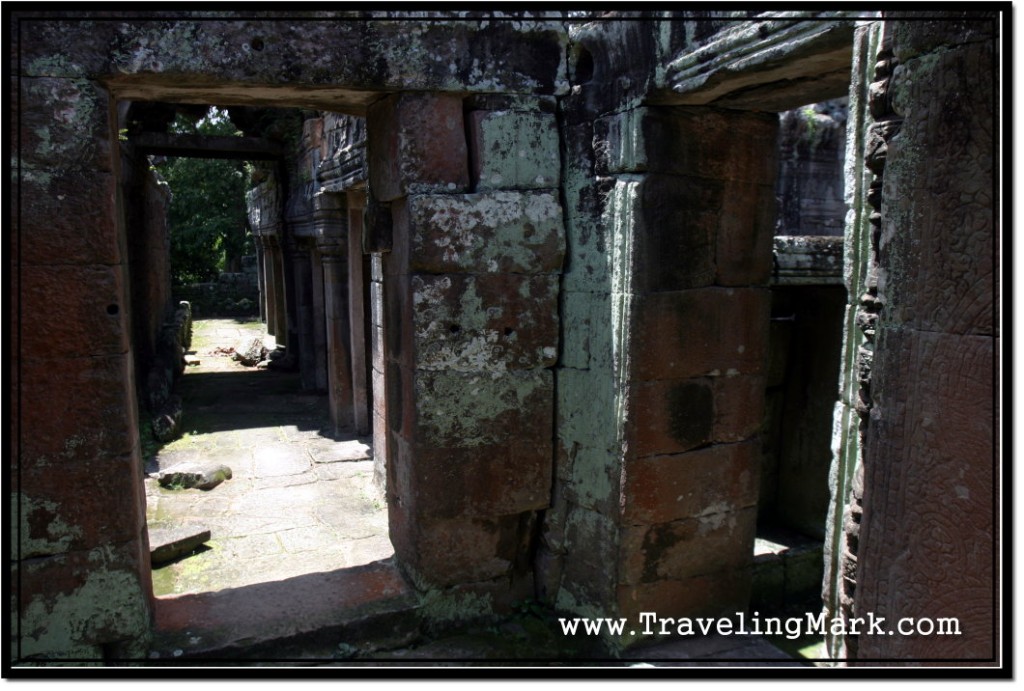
[157,462,233,491]
[312,440,374,464]
[151,395,183,443]
[233,336,267,366]
[149,524,212,565]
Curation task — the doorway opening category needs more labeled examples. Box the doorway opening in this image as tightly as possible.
[753,98,849,617]
[122,102,391,607]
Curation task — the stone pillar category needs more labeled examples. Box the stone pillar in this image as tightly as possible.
[310,247,329,391]
[267,233,288,346]
[253,233,267,324]
[260,234,277,339]
[315,192,355,436]
[15,75,152,659]
[851,14,996,664]
[347,189,371,437]
[548,101,777,644]
[822,19,885,662]
[369,93,563,617]
[291,238,317,390]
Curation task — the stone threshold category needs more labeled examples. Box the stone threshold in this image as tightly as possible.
[149,558,420,661]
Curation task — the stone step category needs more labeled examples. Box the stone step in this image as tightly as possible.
[149,525,212,565]
[149,559,420,661]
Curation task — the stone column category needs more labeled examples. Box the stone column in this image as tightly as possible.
[347,188,370,437]
[291,237,317,390]
[315,192,355,436]
[852,14,996,663]
[253,233,268,325]
[16,75,152,658]
[369,94,562,615]
[548,103,777,644]
[261,234,278,339]
[310,247,329,391]
[268,233,288,347]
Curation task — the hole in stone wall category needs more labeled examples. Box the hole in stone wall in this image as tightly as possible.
[106,304,120,315]
[571,44,595,85]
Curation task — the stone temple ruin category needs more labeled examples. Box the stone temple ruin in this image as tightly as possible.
[11,9,1000,667]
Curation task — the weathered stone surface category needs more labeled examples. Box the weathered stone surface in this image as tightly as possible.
[468,110,560,190]
[311,439,373,463]
[555,504,619,617]
[148,525,211,565]
[16,540,152,660]
[413,369,553,449]
[595,106,778,184]
[661,17,856,110]
[616,569,751,628]
[16,452,143,559]
[393,191,565,275]
[20,264,129,359]
[368,93,469,202]
[151,395,183,443]
[233,335,267,366]
[889,14,996,61]
[556,442,621,517]
[712,374,766,443]
[18,355,138,465]
[620,441,760,525]
[389,436,550,519]
[389,506,530,587]
[882,40,995,337]
[619,506,757,584]
[157,462,233,491]
[409,274,559,371]
[18,77,112,176]
[627,378,714,456]
[629,287,770,380]
[856,328,994,660]
[559,290,613,371]
[17,172,121,266]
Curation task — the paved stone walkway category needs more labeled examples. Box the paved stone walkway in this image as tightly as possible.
[145,318,393,597]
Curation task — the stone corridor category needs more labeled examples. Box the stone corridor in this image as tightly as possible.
[144,318,392,596]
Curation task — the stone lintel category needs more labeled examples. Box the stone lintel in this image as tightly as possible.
[771,235,844,285]
[660,13,864,110]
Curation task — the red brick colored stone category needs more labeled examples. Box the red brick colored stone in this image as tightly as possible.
[596,106,778,184]
[19,77,113,174]
[17,452,145,557]
[17,172,121,266]
[618,506,757,585]
[629,287,770,380]
[367,93,469,202]
[412,369,553,449]
[616,569,752,624]
[16,539,152,658]
[19,264,130,359]
[626,378,714,457]
[389,502,533,587]
[389,437,551,519]
[398,191,565,274]
[18,355,138,465]
[409,273,559,371]
[714,180,776,286]
[712,374,767,443]
[620,441,760,525]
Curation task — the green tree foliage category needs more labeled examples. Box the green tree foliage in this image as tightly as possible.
[158,107,253,285]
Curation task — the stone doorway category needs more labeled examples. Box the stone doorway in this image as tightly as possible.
[752,99,850,619]
[143,317,390,598]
